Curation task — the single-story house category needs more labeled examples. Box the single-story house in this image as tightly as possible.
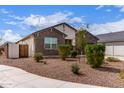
[16,23,77,57]
[4,23,98,58]
[97,31,124,60]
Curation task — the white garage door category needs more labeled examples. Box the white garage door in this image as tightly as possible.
[114,42,124,56]
[105,43,113,56]
[105,42,124,57]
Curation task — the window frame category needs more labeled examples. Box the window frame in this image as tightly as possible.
[44,37,58,50]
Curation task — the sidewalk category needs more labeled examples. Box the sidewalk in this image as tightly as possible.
[0,65,102,88]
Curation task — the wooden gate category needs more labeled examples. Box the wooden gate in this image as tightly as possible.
[19,45,28,58]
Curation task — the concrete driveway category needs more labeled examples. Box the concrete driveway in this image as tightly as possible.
[0,65,102,88]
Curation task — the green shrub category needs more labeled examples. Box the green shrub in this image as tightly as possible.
[106,57,120,62]
[85,44,105,68]
[70,50,77,58]
[58,44,71,60]
[71,63,80,75]
[34,52,43,62]
[0,50,2,56]
[0,48,3,56]
[120,70,124,79]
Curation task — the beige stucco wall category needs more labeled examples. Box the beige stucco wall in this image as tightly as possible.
[105,42,124,61]
[54,24,76,46]
[8,43,19,58]
[17,36,35,57]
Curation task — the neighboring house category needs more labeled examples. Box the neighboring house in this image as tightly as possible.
[97,31,124,60]
[3,22,98,58]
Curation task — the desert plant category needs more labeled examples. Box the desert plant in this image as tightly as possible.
[76,29,87,55]
[0,48,3,56]
[58,44,71,60]
[71,63,80,75]
[120,70,124,79]
[85,44,105,68]
[70,50,77,58]
[0,50,2,56]
[34,52,43,62]
[106,57,120,62]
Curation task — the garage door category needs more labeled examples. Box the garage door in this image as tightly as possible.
[105,42,124,56]
[114,42,124,56]
[105,43,113,56]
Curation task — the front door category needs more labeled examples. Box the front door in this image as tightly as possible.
[19,45,28,58]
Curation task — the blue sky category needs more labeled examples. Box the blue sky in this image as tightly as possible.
[0,5,124,44]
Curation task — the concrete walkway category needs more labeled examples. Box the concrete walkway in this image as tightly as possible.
[0,65,102,88]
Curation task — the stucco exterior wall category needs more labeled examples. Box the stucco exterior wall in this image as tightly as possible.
[4,44,8,58]
[8,43,19,58]
[17,36,35,57]
[54,24,76,46]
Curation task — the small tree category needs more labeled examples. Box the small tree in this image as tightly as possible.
[85,44,105,68]
[58,44,71,60]
[76,29,87,55]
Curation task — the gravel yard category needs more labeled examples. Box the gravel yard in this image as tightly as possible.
[0,55,124,87]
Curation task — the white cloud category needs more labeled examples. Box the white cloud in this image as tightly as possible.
[105,9,112,12]
[96,5,104,10]
[23,12,84,30]
[70,17,84,23]
[8,15,25,20]
[0,29,22,45]
[114,5,124,12]
[5,21,17,25]
[0,8,11,14]
[116,14,121,19]
[95,5,124,13]
[88,19,124,35]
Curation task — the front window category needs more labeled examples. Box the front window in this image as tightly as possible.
[44,37,58,49]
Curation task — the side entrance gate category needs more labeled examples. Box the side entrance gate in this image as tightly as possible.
[19,45,28,58]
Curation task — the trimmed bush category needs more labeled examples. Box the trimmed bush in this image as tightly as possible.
[85,44,105,68]
[58,44,71,60]
[70,50,77,58]
[34,52,43,62]
[106,57,120,62]
[71,63,80,75]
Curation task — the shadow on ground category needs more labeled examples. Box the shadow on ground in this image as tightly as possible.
[96,67,120,73]
[65,58,79,62]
